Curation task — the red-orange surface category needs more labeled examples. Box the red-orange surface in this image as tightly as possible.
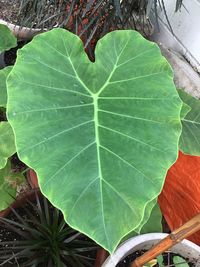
[158,151,200,244]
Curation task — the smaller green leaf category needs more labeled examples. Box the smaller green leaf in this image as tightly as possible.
[0,122,16,169]
[140,202,162,234]
[0,24,17,54]
[173,256,189,267]
[0,66,12,108]
[135,199,158,234]
[178,89,200,156]
[0,160,24,210]
[157,255,164,266]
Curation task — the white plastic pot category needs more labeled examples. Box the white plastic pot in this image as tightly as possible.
[0,19,43,40]
[102,233,200,267]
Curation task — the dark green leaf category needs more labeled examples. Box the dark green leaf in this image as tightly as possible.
[0,25,17,54]
[0,66,12,108]
[140,203,162,234]
[173,256,189,267]
[178,89,200,155]
[0,122,16,169]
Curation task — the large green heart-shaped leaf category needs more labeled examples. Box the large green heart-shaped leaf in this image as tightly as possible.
[0,160,24,210]
[7,29,182,252]
[0,66,12,108]
[178,89,200,156]
[0,122,16,169]
[0,24,17,54]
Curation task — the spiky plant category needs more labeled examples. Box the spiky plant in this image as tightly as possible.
[14,0,183,52]
[0,193,98,267]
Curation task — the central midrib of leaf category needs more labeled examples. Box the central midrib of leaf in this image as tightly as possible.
[93,93,108,240]
[90,56,120,247]
[69,42,122,247]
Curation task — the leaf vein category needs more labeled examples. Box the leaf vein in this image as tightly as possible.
[183,122,200,146]
[99,124,163,152]
[15,104,93,115]
[109,72,166,84]
[22,120,94,152]
[102,179,138,217]
[27,55,76,79]
[98,97,171,100]
[67,176,99,220]
[116,48,154,68]
[183,119,200,126]
[18,80,92,98]
[44,141,96,185]
[100,145,157,187]
[61,35,92,96]
[98,109,162,124]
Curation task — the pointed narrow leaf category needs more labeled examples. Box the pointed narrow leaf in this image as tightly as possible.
[0,24,17,53]
[114,0,122,19]
[0,122,16,169]
[0,66,12,108]
[178,89,200,155]
[7,29,182,252]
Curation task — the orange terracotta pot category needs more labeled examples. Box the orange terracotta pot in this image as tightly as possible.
[95,249,109,267]
[159,151,200,245]
[27,169,39,188]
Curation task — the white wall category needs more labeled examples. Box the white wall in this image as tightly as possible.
[150,0,200,72]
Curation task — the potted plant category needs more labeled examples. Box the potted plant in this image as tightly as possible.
[0,0,183,42]
[102,211,200,266]
[1,0,200,262]
[1,1,200,266]
[3,13,200,249]
[101,233,200,267]
[0,1,150,38]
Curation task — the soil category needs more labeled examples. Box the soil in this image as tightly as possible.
[0,0,20,24]
[0,202,34,266]
[0,108,6,121]
[116,250,195,267]
[0,0,66,28]
[11,153,27,174]
[4,41,27,66]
